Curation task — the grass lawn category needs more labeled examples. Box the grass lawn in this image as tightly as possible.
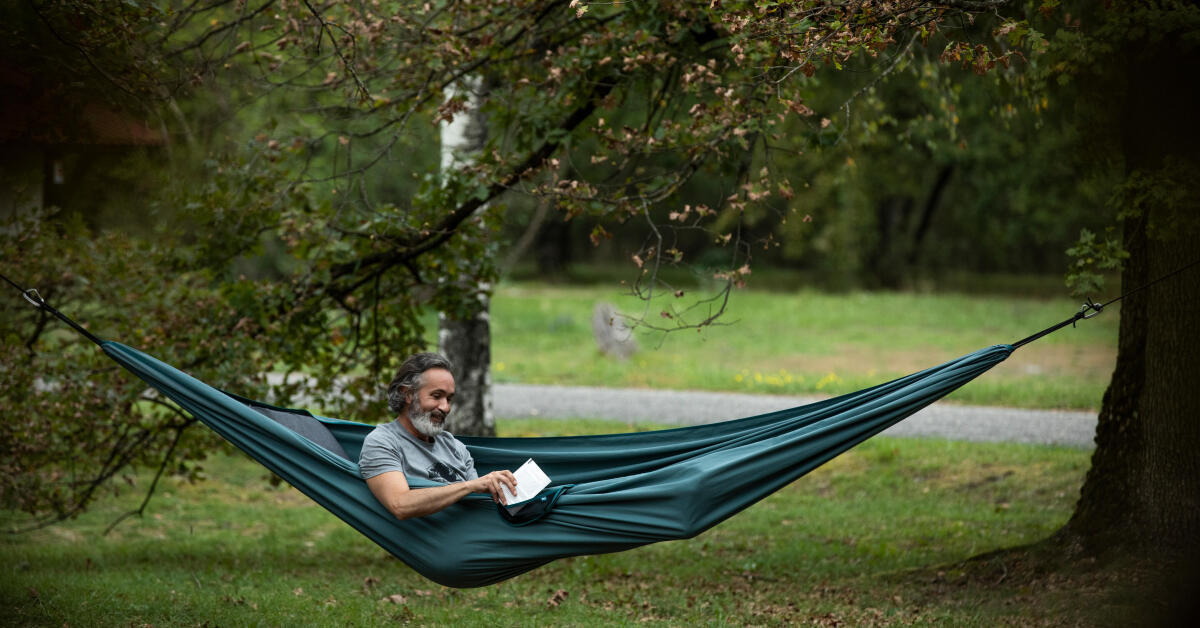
[2,419,1147,627]
[487,283,1118,410]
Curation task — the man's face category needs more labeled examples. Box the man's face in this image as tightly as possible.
[407,368,455,436]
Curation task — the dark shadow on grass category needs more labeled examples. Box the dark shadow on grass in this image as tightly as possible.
[881,537,1200,628]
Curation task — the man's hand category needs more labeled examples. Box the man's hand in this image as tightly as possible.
[470,470,518,505]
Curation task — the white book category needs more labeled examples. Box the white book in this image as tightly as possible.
[502,458,551,511]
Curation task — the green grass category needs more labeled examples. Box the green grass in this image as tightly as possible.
[487,283,1118,410]
[3,419,1141,627]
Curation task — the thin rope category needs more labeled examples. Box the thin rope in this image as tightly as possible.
[0,271,25,295]
[1011,257,1200,350]
[0,271,106,346]
[1097,257,1200,310]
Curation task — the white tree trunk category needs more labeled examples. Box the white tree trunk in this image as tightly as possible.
[437,78,494,437]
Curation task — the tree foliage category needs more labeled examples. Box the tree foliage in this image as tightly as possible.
[1,0,1042,525]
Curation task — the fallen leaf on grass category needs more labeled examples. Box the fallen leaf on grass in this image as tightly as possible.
[414,589,433,597]
[362,576,380,592]
[381,593,407,604]
[547,589,569,607]
[293,587,304,596]
[810,612,844,627]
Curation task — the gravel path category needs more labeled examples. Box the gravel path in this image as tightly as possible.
[494,383,1098,448]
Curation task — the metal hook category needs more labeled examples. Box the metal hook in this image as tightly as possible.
[22,288,45,309]
[1078,298,1104,320]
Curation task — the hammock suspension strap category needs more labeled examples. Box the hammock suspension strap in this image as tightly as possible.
[1010,298,1104,350]
[0,272,105,346]
[1009,258,1200,350]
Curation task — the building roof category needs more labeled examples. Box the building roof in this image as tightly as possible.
[0,65,163,146]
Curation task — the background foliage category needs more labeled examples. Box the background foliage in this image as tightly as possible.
[1,0,1119,527]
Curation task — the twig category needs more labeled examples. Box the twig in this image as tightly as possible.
[836,33,918,146]
[301,0,371,101]
[104,417,196,535]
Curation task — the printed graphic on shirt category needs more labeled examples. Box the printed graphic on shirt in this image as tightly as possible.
[427,461,462,483]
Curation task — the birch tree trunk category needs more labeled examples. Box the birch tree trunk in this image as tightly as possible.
[437,78,494,437]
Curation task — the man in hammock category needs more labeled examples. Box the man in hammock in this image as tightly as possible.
[359,353,518,519]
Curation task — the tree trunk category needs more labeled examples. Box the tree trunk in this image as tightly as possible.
[867,194,913,289]
[906,163,953,267]
[535,214,572,277]
[865,163,952,289]
[1063,210,1200,553]
[1062,29,1200,557]
[439,302,494,437]
[437,78,495,437]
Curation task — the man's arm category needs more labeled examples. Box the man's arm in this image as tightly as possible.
[365,469,518,521]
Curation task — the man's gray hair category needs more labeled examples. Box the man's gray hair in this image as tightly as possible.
[387,352,455,414]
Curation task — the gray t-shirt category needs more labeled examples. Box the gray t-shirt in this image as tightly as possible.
[358,420,478,484]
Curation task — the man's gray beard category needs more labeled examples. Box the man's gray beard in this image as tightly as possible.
[409,404,446,439]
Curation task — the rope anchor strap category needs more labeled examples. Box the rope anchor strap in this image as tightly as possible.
[1011,257,1200,350]
[1010,300,1102,350]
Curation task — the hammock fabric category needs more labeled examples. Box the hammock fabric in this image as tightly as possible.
[101,340,1012,588]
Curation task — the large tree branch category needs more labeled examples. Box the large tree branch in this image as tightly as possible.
[322,76,617,296]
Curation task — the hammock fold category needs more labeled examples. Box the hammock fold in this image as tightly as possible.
[101,341,1011,588]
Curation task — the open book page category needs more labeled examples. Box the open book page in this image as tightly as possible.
[501,458,551,508]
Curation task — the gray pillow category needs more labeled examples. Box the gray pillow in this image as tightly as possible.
[248,404,351,460]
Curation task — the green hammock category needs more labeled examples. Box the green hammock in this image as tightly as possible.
[101,340,1012,588]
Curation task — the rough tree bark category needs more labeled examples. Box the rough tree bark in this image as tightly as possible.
[437,79,495,437]
[1061,31,1200,557]
[1065,209,1200,552]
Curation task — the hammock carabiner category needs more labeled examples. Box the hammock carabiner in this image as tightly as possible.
[1,279,105,346]
[1075,298,1103,324]
[1012,297,1107,349]
[22,288,45,309]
